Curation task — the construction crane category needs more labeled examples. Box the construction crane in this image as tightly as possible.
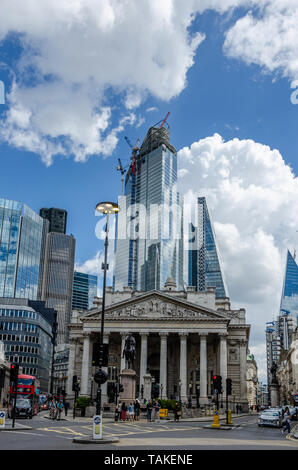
[159,111,170,128]
[116,158,128,195]
[124,136,140,175]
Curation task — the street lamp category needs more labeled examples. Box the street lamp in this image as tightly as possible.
[94,201,119,420]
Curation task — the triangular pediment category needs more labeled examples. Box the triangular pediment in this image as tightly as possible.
[80,291,229,322]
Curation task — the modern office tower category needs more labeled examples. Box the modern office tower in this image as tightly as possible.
[280,250,298,323]
[0,297,56,392]
[40,208,67,234]
[39,232,75,345]
[113,125,184,292]
[72,271,97,310]
[266,321,281,401]
[188,197,228,298]
[0,198,47,300]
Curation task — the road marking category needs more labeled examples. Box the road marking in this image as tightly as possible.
[37,427,87,437]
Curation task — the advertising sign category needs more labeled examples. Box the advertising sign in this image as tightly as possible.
[93,414,102,440]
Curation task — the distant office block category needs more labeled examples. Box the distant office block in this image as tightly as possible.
[72,271,97,310]
[40,207,67,234]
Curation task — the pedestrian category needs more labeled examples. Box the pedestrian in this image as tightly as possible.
[128,402,134,421]
[147,400,153,422]
[56,400,64,420]
[134,400,140,421]
[174,401,180,422]
[121,401,127,422]
[49,398,57,419]
[282,407,292,436]
[155,400,161,422]
[64,400,69,417]
[236,403,239,414]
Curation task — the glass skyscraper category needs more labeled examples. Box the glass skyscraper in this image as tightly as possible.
[0,198,46,299]
[113,126,183,292]
[188,197,228,298]
[72,271,97,310]
[39,232,75,344]
[280,250,298,322]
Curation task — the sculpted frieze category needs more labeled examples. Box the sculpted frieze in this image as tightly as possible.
[104,300,209,320]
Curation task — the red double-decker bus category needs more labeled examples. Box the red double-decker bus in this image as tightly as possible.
[9,374,40,416]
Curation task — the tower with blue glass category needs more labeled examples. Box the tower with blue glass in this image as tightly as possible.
[188,197,228,298]
[113,125,183,292]
[0,198,46,299]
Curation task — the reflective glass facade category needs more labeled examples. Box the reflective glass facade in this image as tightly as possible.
[39,232,75,344]
[0,198,45,299]
[280,250,298,323]
[113,127,183,291]
[72,271,97,310]
[0,298,55,392]
[188,197,228,298]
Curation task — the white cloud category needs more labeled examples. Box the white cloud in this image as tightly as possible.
[224,0,298,81]
[178,133,298,382]
[0,0,252,164]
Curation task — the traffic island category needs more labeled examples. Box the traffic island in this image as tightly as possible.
[72,436,119,444]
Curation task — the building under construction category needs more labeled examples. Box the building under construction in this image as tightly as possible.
[113,118,184,292]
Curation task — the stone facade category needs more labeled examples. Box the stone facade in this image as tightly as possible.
[276,327,298,405]
[67,284,250,411]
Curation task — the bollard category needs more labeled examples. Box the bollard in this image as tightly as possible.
[212,409,221,428]
[228,409,233,425]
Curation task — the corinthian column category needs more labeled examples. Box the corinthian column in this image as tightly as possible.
[219,332,228,398]
[139,332,149,396]
[101,333,110,403]
[179,333,188,402]
[159,333,168,399]
[80,332,91,396]
[199,333,208,405]
[66,338,77,397]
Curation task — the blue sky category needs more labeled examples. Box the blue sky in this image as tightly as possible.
[0,1,298,380]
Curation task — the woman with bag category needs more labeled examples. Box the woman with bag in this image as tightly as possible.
[282,407,291,436]
[121,401,127,422]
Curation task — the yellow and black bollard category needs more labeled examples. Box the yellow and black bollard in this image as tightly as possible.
[212,409,221,428]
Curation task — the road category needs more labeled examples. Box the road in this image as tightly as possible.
[1,412,298,451]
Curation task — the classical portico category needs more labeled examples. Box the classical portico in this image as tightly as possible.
[68,285,250,410]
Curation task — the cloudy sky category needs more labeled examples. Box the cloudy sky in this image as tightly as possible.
[1,0,298,382]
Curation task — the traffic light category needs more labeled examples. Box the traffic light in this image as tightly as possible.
[72,375,80,392]
[92,342,109,367]
[226,378,232,396]
[118,383,124,393]
[212,375,222,394]
[10,363,19,384]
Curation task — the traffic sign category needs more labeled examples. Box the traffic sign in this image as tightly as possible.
[93,414,102,439]
[94,369,108,385]
[0,411,5,428]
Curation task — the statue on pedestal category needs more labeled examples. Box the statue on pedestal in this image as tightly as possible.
[122,333,136,370]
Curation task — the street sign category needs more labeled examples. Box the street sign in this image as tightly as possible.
[93,414,102,440]
[94,369,108,385]
[0,411,5,428]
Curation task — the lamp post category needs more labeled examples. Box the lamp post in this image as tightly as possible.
[94,202,119,427]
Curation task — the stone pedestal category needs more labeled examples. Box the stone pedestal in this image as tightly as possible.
[119,369,136,404]
[143,373,152,402]
[270,383,280,407]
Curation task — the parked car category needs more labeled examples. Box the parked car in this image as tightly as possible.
[258,410,282,428]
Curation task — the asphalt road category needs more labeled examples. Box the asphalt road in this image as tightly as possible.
[1,412,298,451]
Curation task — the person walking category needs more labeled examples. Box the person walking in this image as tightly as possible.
[134,400,140,421]
[147,400,153,422]
[121,401,127,422]
[174,402,181,422]
[63,400,69,417]
[49,398,57,420]
[282,407,292,436]
[56,400,64,420]
[128,402,134,421]
[155,400,161,422]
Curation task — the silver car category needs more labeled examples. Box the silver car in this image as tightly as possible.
[258,410,282,428]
